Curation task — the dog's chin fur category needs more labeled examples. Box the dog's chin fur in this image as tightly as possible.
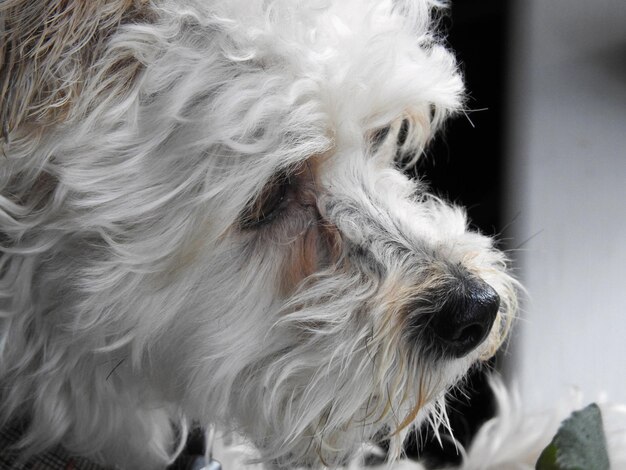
[0,1,518,469]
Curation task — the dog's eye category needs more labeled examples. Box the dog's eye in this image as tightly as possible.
[240,171,292,229]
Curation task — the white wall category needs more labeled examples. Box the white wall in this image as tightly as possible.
[505,0,626,410]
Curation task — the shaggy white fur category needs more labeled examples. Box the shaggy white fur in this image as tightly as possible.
[1,1,519,469]
[211,377,626,469]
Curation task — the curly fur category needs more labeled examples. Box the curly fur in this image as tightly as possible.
[0,1,518,469]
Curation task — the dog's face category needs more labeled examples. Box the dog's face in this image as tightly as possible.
[0,0,517,468]
[137,1,517,466]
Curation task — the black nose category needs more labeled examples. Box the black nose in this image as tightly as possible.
[429,279,500,358]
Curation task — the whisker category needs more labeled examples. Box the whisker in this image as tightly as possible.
[105,357,126,381]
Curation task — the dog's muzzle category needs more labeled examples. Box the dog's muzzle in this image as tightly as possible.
[427,277,500,358]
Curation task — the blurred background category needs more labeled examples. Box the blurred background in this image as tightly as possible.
[505,0,626,410]
[413,0,626,464]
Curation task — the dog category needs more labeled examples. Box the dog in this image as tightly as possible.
[0,1,518,468]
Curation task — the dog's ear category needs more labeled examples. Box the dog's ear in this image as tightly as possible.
[0,0,149,142]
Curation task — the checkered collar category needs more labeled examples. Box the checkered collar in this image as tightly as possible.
[0,423,107,470]
[0,424,210,470]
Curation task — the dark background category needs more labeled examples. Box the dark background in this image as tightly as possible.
[409,0,511,466]
[417,0,509,236]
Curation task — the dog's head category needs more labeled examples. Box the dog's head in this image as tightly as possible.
[0,0,517,467]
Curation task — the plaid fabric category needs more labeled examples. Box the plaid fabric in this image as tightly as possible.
[0,425,108,470]
[0,424,205,470]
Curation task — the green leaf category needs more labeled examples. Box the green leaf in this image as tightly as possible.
[536,403,610,470]
[536,443,559,469]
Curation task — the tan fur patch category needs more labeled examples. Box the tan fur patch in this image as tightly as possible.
[278,155,343,295]
[375,265,449,338]
[0,0,151,142]
[390,375,431,436]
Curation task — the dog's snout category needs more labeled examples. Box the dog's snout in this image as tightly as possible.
[429,279,500,358]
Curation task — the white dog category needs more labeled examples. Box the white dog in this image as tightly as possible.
[0,1,518,469]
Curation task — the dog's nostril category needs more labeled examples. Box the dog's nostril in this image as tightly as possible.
[429,279,500,358]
